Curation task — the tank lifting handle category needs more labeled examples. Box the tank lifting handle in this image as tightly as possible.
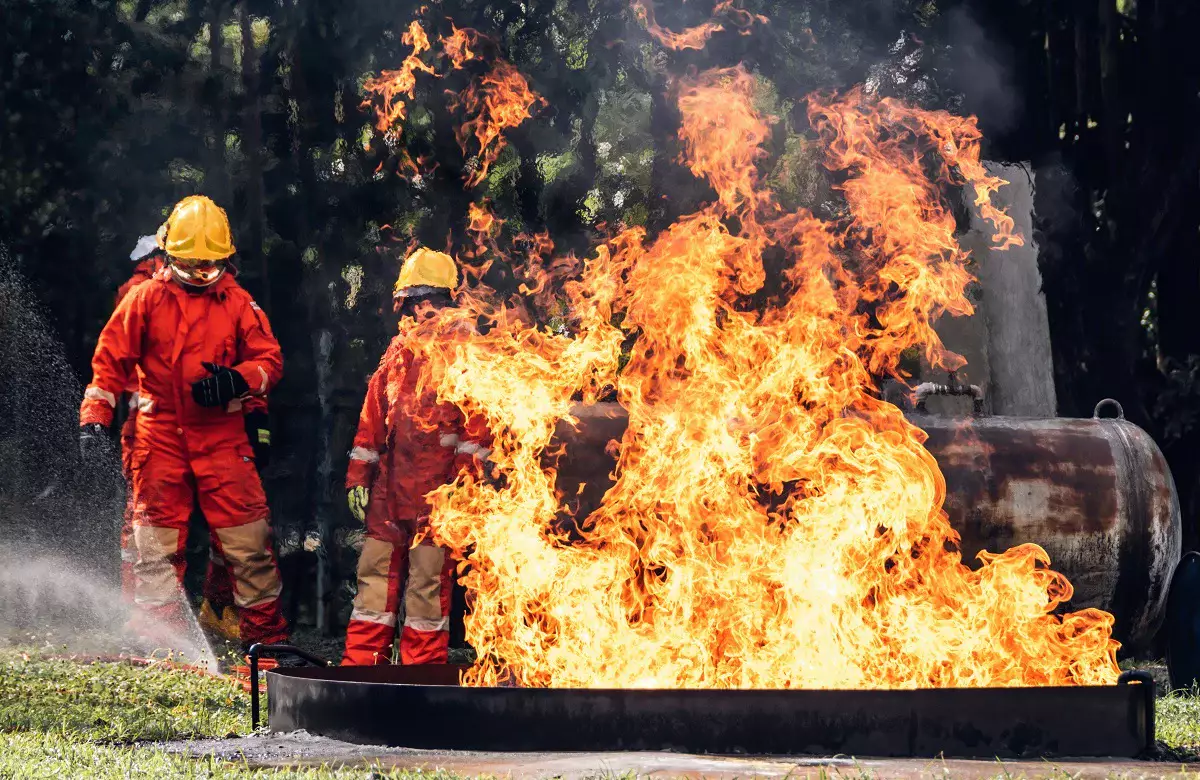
[1094,398,1125,420]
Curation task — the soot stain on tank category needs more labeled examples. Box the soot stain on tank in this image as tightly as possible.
[923,420,1119,536]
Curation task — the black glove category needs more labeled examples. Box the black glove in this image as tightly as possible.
[244,410,271,468]
[191,362,250,408]
[79,423,109,462]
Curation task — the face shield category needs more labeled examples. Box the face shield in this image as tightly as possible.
[169,257,227,287]
[393,287,454,321]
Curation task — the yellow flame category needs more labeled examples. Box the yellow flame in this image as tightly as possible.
[381,61,1117,690]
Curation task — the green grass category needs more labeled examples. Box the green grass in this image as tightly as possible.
[0,650,247,742]
[0,649,452,778]
[1120,660,1200,761]
[5,649,1200,776]
[1159,688,1200,755]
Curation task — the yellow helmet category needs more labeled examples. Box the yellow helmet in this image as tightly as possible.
[394,247,459,298]
[161,196,236,287]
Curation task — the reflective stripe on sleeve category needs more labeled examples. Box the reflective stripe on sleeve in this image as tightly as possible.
[455,441,492,461]
[85,386,117,408]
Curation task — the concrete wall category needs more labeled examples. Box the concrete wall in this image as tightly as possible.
[920,162,1057,418]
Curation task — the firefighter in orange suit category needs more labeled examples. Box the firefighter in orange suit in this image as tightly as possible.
[80,195,288,647]
[341,248,492,666]
[115,235,165,603]
[114,233,271,643]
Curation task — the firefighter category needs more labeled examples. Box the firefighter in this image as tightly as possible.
[341,247,492,666]
[115,235,164,603]
[79,195,288,648]
[115,232,272,643]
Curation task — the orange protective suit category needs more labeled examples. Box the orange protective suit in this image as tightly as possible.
[81,269,287,645]
[114,257,258,614]
[341,335,491,666]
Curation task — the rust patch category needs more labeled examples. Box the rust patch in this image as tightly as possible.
[921,419,1120,539]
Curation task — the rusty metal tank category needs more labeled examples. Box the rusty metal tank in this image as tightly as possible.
[548,399,1181,652]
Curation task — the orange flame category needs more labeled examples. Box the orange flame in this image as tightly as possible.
[388,62,1118,690]
[451,62,544,188]
[677,67,773,218]
[631,0,767,50]
[362,21,435,136]
[363,20,542,188]
[462,200,503,279]
[444,24,482,70]
[466,200,498,235]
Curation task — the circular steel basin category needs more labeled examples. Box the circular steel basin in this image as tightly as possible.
[266,665,1154,759]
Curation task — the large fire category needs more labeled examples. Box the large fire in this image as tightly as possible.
[364,16,1121,690]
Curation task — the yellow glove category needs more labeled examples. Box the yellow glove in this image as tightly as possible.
[347,486,370,523]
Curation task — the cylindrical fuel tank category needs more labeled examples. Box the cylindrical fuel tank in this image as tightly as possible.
[548,401,1181,651]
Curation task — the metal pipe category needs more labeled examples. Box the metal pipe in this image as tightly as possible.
[913,371,984,415]
[313,329,334,634]
[249,650,259,731]
[247,643,330,730]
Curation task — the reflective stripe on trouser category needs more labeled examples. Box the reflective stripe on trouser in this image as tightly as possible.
[128,422,287,644]
[342,535,453,666]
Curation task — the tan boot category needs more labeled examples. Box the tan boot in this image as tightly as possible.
[216,605,241,642]
[197,599,221,633]
[198,599,241,642]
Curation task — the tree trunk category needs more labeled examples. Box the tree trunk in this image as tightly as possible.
[240,4,268,313]
[207,0,227,204]
[292,19,340,632]
[1096,0,1121,186]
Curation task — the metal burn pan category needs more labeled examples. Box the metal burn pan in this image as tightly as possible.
[266,665,1155,759]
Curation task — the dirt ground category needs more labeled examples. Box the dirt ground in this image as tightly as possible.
[160,731,1200,778]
